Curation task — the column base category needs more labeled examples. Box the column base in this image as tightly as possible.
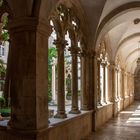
[100,101,106,106]
[54,111,67,119]
[97,102,102,106]
[69,109,81,114]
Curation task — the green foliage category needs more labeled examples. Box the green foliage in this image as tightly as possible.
[0,59,6,77]
[1,15,9,41]
[48,47,57,102]
[2,30,9,41]
[0,107,11,117]
[66,91,81,97]
[66,74,71,94]
[0,96,5,107]
[67,92,71,96]
[78,90,81,96]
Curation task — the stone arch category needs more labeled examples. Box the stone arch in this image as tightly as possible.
[0,0,13,19]
[38,0,89,45]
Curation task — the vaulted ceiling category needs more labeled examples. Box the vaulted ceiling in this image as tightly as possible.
[97,0,140,74]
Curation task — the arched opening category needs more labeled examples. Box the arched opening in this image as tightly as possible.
[0,12,10,122]
[47,3,86,122]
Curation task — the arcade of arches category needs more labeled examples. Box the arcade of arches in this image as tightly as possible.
[1,0,140,140]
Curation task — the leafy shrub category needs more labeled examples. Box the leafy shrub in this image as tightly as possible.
[48,93,52,102]
[78,91,81,96]
[0,97,5,107]
[67,92,71,96]
[0,108,11,117]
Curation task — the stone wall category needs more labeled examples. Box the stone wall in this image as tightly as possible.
[48,112,93,140]
[95,95,134,130]
[0,112,93,140]
[95,103,113,130]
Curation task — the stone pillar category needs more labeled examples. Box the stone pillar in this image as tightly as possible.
[115,67,118,100]
[80,47,91,110]
[69,46,80,114]
[80,50,87,110]
[54,39,67,118]
[89,51,95,109]
[119,69,122,99]
[125,72,128,97]
[4,41,11,107]
[100,62,104,104]
[117,68,120,100]
[111,63,118,116]
[97,59,102,106]
[8,17,50,133]
[108,65,112,102]
[103,63,107,104]
[51,58,57,103]
[105,63,109,103]
[121,69,125,109]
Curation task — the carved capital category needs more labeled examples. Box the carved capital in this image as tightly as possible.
[53,39,68,50]
[68,46,80,55]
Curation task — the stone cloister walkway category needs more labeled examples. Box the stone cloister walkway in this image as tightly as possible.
[85,101,140,140]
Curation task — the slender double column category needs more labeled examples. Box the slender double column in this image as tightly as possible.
[69,46,81,114]
[54,39,67,118]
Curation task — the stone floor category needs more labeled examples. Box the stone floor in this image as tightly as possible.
[85,101,140,140]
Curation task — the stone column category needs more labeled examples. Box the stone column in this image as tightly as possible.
[51,58,57,103]
[80,50,87,110]
[125,72,128,97]
[54,39,67,118]
[8,18,50,132]
[115,67,118,100]
[69,46,81,114]
[81,48,92,110]
[116,68,119,99]
[111,63,118,116]
[84,50,92,110]
[4,41,11,107]
[117,69,119,99]
[97,59,102,106]
[121,69,125,109]
[100,62,105,104]
[105,63,109,103]
[121,69,125,98]
[119,69,122,99]
[88,50,95,109]
[103,63,107,104]
[108,65,112,102]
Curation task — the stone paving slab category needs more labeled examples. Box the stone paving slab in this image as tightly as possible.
[84,101,140,140]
